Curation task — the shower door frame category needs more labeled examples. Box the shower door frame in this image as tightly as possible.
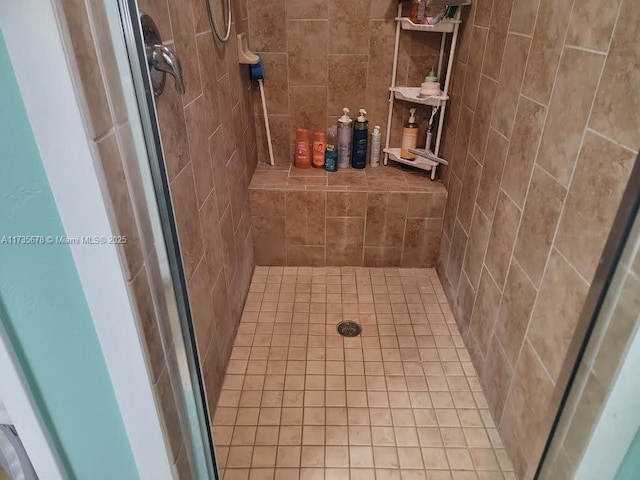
[115,0,219,477]
[535,153,640,478]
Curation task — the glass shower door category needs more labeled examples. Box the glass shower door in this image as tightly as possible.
[101,1,218,478]
[537,155,640,479]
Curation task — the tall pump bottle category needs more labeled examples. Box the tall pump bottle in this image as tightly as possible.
[352,109,368,169]
[337,108,353,169]
[401,108,419,160]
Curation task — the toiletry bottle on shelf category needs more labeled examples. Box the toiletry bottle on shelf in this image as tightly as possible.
[325,126,338,172]
[410,0,420,23]
[337,108,353,169]
[312,131,326,168]
[295,128,311,168]
[370,125,381,168]
[401,108,418,160]
[352,109,368,169]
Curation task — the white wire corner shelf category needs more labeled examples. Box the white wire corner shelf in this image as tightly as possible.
[384,6,465,180]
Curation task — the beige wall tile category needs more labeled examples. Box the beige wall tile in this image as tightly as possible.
[402,219,442,268]
[494,261,536,365]
[290,86,328,135]
[509,0,539,35]
[513,167,567,287]
[555,132,636,281]
[521,0,574,105]
[527,250,589,382]
[407,193,447,219]
[491,34,531,138]
[185,96,215,206]
[287,20,328,86]
[370,0,398,20]
[483,191,521,289]
[328,55,369,114]
[443,174,462,240]
[253,216,287,265]
[327,192,367,217]
[59,0,112,138]
[468,76,498,162]
[365,193,408,247]
[589,0,640,151]
[364,247,403,267]
[171,164,205,281]
[446,220,469,290]
[156,81,191,181]
[566,0,622,51]
[463,207,491,289]
[328,0,372,54]
[96,134,144,279]
[462,27,489,110]
[456,155,483,232]
[167,0,202,104]
[536,48,605,186]
[200,191,225,284]
[287,245,326,266]
[326,217,366,265]
[196,33,222,132]
[476,129,509,218]
[474,0,494,27]
[248,0,287,52]
[499,340,554,478]
[188,259,214,356]
[286,191,327,246]
[286,0,328,19]
[482,0,514,81]
[469,268,502,358]
[452,107,474,179]
[482,336,513,421]
[500,97,546,208]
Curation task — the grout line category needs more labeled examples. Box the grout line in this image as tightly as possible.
[563,43,608,56]
[586,127,640,155]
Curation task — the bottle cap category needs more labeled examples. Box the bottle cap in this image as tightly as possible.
[339,108,352,124]
[373,125,380,133]
[409,108,417,123]
[426,67,438,83]
[357,109,368,122]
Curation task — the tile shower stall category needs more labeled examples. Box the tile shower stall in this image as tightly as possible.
[57,0,640,478]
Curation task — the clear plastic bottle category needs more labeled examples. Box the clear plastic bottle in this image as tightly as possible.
[325,126,338,172]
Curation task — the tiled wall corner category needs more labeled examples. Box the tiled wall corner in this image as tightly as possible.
[437,0,640,477]
[247,0,446,166]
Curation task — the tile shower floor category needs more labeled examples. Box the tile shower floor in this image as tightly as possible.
[213,267,515,480]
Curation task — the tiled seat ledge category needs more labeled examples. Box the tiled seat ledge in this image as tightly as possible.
[249,164,447,267]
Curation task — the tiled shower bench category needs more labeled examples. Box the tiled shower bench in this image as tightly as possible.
[249,164,447,267]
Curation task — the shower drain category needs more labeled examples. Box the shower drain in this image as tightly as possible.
[337,321,362,338]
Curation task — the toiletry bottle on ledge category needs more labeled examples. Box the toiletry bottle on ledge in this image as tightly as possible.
[337,108,353,169]
[370,125,381,168]
[325,126,338,172]
[295,128,311,168]
[313,131,326,168]
[401,108,418,160]
[352,109,368,169]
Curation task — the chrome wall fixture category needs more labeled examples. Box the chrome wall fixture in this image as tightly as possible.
[140,12,185,96]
